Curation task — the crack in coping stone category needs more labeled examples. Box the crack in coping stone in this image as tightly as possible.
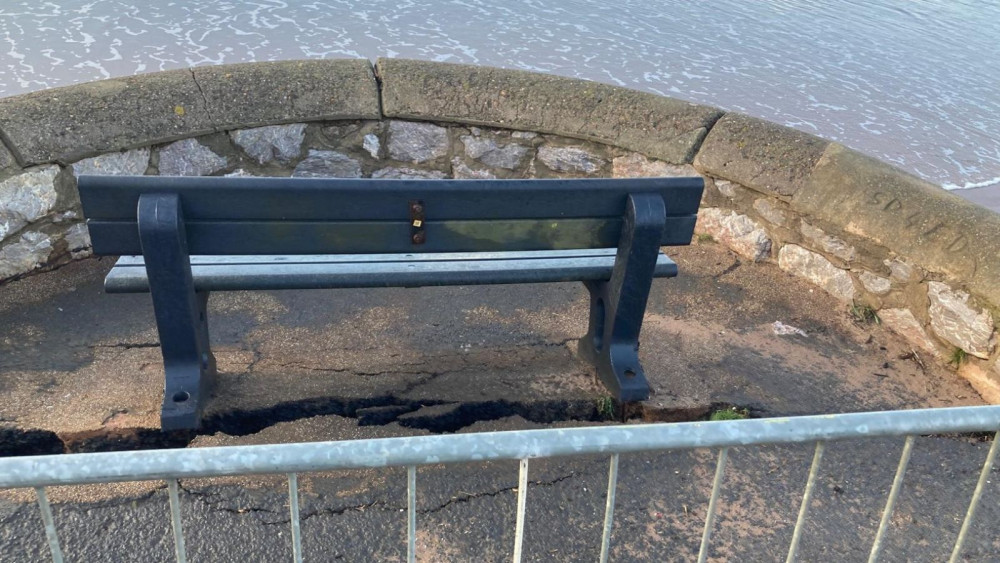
[189,68,215,125]
[0,123,26,167]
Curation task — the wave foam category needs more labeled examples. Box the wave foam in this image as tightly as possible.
[942,176,1000,191]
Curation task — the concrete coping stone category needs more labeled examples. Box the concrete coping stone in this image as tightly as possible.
[0,59,379,165]
[376,57,723,165]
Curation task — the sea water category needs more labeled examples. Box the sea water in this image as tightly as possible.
[1,0,998,205]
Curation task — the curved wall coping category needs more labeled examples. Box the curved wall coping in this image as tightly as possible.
[1,57,998,398]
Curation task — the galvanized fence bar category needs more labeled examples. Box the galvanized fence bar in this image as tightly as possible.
[599,453,620,563]
[3,406,999,489]
[786,441,825,563]
[513,459,529,563]
[167,479,188,563]
[949,430,1000,563]
[407,465,417,563]
[288,473,303,563]
[34,487,63,563]
[868,435,915,563]
[697,447,729,563]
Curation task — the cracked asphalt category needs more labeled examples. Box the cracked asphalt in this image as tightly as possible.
[2,243,998,561]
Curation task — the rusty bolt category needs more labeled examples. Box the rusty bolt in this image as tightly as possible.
[412,232,426,244]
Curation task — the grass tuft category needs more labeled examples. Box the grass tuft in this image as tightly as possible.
[596,395,616,420]
[849,303,880,325]
[949,347,968,368]
[709,407,750,421]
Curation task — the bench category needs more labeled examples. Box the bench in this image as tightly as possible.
[79,175,703,430]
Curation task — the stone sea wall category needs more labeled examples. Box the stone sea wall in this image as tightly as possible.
[1,58,998,400]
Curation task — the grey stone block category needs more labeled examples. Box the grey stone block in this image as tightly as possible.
[363,134,381,159]
[451,158,496,179]
[231,124,306,165]
[612,153,696,178]
[377,58,722,164]
[879,308,939,356]
[777,244,855,301]
[371,167,447,179]
[536,145,604,174]
[696,208,772,262]
[291,150,362,178]
[387,121,449,163]
[927,281,995,359]
[0,165,60,243]
[0,231,53,280]
[461,136,528,169]
[158,139,228,176]
[72,148,150,177]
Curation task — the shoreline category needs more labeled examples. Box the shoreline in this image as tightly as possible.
[955,184,1000,214]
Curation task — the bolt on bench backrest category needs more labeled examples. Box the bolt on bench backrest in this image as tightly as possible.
[78,176,703,256]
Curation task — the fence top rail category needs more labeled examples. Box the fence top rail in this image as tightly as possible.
[2,406,999,489]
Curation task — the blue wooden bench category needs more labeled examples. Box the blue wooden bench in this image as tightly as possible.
[79,176,703,430]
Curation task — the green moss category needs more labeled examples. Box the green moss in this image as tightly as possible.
[949,347,968,367]
[596,395,615,420]
[709,407,749,421]
[849,303,880,325]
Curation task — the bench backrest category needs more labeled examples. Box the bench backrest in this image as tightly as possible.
[79,176,703,255]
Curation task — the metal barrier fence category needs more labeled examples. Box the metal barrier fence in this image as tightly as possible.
[2,405,1000,562]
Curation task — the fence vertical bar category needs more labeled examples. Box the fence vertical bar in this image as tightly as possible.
[599,453,620,563]
[868,435,915,563]
[786,441,825,563]
[34,487,64,563]
[697,447,729,563]
[407,465,417,563]
[288,473,303,563]
[167,479,188,563]
[949,430,1000,563]
[513,458,529,563]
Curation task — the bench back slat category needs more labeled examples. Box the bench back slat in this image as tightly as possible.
[80,176,702,255]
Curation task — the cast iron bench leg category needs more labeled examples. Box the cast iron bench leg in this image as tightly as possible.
[138,193,217,431]
[578,193,666,402]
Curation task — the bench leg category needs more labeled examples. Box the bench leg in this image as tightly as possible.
[578,194,666,402]
[138,193,217,431]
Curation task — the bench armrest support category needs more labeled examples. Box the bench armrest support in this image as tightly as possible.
[138,193,216,430]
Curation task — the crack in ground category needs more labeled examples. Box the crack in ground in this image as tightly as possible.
[88,342,160,350]
[179,483,283,522]
[261,500,390,526]
[420,472,578,515]
[0,336,733,457]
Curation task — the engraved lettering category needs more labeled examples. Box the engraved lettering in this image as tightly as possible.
[922,222,945,237]
[883,198,902,212]
[947,236,969,252]
[868,192,885,206]
[904,211,924,228]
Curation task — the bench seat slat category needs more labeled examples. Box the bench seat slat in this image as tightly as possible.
[105,250,678,293]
